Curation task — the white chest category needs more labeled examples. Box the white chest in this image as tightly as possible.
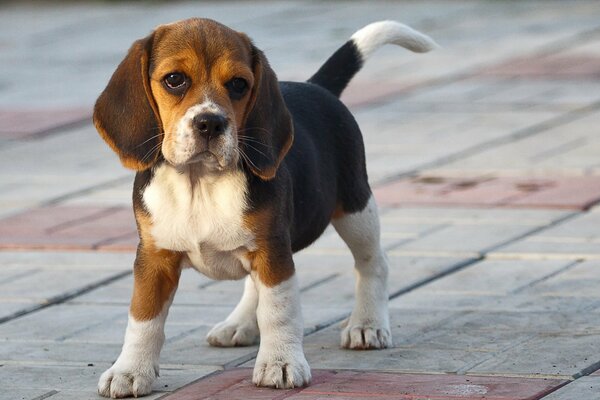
[142,165,254,279]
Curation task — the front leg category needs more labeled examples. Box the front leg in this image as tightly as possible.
[250,245,311,388]
[98,241,181,398]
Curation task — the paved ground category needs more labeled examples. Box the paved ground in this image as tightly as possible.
[1,1,600,399]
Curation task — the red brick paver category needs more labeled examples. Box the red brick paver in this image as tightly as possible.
[479,55,600,79]
[163,369,567,400]
[374,175,600,210]
[0,108,91,140]
[0,205,137,251]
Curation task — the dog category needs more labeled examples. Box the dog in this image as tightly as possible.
[93,18,436,398]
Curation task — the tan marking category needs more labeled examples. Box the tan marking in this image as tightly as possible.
[253,130,294,181]
[331,204,346,220]
[243,208,294,287]
[148,19,254,153]
[130,210,183,321]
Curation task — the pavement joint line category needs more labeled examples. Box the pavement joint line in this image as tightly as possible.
[39,174,132,208]
[154,369,228,400]
[45,206,124,235]
[510,259,583,294]
[30,390,59,400]
[300,273,340,293]
[55,313,121,342]
[384,223,451,252]
[24,114,92,141]
[0,112,91,145]
[92,229,138,250]
[372,99,600,187]
[164,325,208,346]
[0,270,131,325]
[455,334,538,375]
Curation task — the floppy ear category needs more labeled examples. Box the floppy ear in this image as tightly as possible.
[242,45,294,180]
[93,33,162,171]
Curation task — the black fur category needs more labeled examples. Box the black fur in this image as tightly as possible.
[245,81,371,253]
[307,40,363,98]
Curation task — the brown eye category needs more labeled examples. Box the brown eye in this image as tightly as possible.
[163,72,188,93]
[225,78,248,100]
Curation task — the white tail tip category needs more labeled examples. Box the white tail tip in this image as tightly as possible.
[350,20,439,59]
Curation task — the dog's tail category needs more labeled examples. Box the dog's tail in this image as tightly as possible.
[307,21,438,97]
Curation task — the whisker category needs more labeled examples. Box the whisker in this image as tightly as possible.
[135,132,165,149]
[237,148,259,172]
[237,127,272,135]
[238,136,272,149]
[140,141,163,163]
[240,141,269,159]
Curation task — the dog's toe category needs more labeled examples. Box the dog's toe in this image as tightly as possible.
[98,365,155,398]
[206,319,259,347]
[252,350,311,389]
[341,324,392,350]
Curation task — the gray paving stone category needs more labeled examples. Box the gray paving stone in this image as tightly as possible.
[491,212,600,259]
[469,333,600,378]
[289,308,488,374]
[0,389,52,400]
[392,223,544,255]
[0,363,217,399]
[541,376,600,400]
[0,252,133,322]
[428,111,600,177]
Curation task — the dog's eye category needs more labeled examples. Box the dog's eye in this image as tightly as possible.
[163,72,188,93]
[225,78,248,100]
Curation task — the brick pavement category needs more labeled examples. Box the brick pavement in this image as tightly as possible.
[1,1,600,400]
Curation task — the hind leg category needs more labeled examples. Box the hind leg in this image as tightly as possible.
[206,276,260,347]
[332,195,391,349]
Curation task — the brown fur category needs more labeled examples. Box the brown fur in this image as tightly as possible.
[130,210,183,321]
[243,208,295,287]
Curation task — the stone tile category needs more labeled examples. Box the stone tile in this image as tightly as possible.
[391,223,539,255]
[426,111,600,178]
[0,363,218,399]
[163,368,566,400]
[541,376,600,400]
[380,207,571,226]
[470,333,600,378]
[396,259,575,295]
[0,251,133,322]
[525,259,600,297]
[0,389,53,400]
[375,176,600,210]
[491,212,600,260]
[0,108,91,140]
[0,205,136,251]
[480,54,600,79]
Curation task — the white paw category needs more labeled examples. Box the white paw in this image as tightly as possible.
[97,363,157,398]
[252,349,311,388]
[206,319,259,347]
[341,319,392,350]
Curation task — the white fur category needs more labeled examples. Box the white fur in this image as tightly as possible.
[252,273,311,388]
[206,275,260,346]
[351,20,438,59]
[164,100,237,168]
[98,299,172,398]
[143,164,254,280]
[332,196,391,349]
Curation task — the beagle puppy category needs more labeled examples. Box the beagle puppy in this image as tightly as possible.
[94,18,436,398]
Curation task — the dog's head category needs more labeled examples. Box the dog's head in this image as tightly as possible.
[94,18,293,180]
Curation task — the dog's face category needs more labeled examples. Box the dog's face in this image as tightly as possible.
[94,18,293,179]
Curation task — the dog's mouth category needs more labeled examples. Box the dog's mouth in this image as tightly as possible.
[186,151,223,168]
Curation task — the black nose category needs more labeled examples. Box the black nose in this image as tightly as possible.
[193,114,227,139]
